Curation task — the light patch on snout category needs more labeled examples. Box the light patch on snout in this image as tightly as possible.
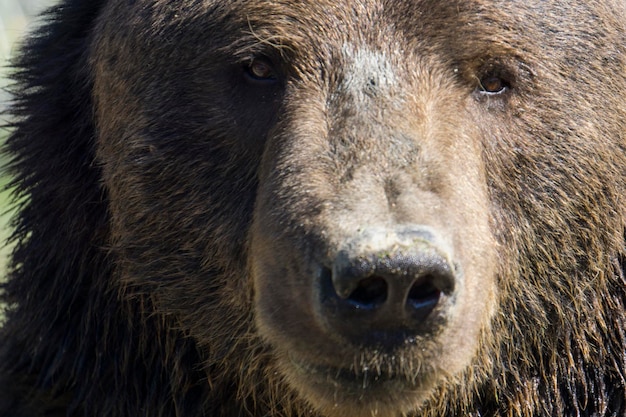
[339,225,454,260]
[340,44,398,101]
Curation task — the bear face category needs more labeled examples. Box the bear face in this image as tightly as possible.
[2,0,626,416]
[94,2,499,414]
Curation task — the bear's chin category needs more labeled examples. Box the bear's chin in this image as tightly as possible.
[278,351,439,417]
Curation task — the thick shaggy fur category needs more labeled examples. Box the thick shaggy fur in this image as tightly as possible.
[1,0,625,416]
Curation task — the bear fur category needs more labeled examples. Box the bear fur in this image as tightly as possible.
[1,0,625,416]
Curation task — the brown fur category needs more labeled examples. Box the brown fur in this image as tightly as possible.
[1,0,625,416]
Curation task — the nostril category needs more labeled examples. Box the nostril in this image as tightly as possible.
[407,279,441,312]
[320,266,388,309]
[346,276,388,309]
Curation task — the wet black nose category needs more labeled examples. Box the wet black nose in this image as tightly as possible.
[318,227,458,348]
[331,251,454,316]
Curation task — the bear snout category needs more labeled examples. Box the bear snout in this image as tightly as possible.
[316,226,459,349]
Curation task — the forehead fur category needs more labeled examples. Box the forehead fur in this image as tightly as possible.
[98,0,625,84]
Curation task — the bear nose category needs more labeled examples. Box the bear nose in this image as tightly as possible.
[318,227,458,348]
[331,251,454,314]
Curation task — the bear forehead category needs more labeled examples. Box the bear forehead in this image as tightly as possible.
[114,0,536,56]
[113,0,626,93]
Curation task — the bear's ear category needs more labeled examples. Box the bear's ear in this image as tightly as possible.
[4,0,108,256]
[2,0,110,346]
[6,0,105,196]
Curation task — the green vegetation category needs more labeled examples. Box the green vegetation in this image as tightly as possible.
[0,168,14,274]
[0,95,15,276]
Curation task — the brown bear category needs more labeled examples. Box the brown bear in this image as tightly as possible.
[1,0,625,416]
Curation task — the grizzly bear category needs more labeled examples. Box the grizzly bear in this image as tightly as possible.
[1,0,625,416]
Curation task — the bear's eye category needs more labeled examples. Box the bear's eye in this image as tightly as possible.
[478,75,509,95]
[244,58,278,83]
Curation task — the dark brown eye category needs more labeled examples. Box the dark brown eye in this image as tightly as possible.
[245,58,277,82]
[479,76,509,94]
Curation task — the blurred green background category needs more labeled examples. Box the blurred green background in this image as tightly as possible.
[1,0,55,279]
